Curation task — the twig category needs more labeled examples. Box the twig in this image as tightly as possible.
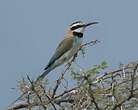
[26,93,31,110]
[112,63,138,110]
[40,84,57,110]
[27,75,46,110]
[7,40,100,109]
[52,40,100,98]
[3,103,36,110]
[5,62,137,110]
[94,65,129,83]
[54,86,79,99]
[51,56,75,98]
[131,63,138,96]
[86,78,101,110]
[80,40,100,48]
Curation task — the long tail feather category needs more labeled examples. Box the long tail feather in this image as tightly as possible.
[36,67,53,81]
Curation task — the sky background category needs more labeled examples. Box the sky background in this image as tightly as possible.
[0,0,138,109]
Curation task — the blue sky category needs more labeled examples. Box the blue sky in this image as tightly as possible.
[0,0,138,109]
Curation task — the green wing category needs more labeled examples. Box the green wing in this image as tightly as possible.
[44,37,74,70]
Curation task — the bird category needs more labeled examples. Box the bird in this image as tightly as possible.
[37,21,98,81]
[10,21,98,106]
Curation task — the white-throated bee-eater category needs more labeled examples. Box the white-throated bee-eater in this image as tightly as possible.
[38,21,98,80]
[10,21,98,106]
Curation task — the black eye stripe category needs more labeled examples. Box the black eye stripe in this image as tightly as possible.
[71,25,84,30]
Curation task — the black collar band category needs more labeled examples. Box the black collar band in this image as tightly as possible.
[73,32,83,38]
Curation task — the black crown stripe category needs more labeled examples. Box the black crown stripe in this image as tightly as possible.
[70,21,82,26]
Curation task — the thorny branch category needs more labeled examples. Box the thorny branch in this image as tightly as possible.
[112,63,138,110]
[4,61,138,110]
[88,82,101,110]
[27,75,46,110]
[40,84,57,110]
[4,40,138,110]
[5,40,100,110]
[51,40,99,98]
[52,54,76,98]
[93,65,129,83]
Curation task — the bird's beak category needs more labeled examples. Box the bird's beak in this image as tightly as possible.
[85,22,99,27]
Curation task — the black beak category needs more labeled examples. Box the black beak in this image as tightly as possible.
[85,22,99,27]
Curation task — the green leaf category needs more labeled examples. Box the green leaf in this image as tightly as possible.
[11,88,16,90]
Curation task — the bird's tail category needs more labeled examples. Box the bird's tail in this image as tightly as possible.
[36,66,54,82]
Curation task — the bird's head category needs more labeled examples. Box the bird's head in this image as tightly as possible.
[65,21,98,39]
[69,21,98,33]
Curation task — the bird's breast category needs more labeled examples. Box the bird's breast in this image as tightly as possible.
[65,36,83,60]
[73,36,83,50]
[52,37,82,68]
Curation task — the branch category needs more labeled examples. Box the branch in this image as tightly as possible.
[87,78,101,110]
[27,75,46,110]
[40,84,57,110]
[80,40,100,48]
[112,63,138,110]
[4,103,36,110]
[6,40,100,110]
[93,65,129,83]
[51,40,100,98]
[54,86,80,99]
[51,55,76,98]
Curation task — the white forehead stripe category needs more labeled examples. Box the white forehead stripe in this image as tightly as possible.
[71,23,82,27]
[70,21,85,33]
[71,22,85,28]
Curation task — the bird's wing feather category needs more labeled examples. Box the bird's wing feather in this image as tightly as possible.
[44,37,74,70]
